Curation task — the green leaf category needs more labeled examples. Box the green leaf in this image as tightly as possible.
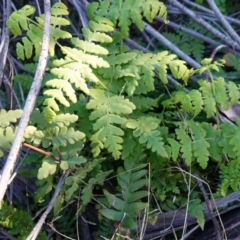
[52,127,85,147]
[43,106,57,122]
[228,81,239,104]
[125,201,148,213]
[45,79,77,103]
[103,190,125,211]
[8,5,36,36]
[99,209,123,221]
[52,113,78,127]
[122,214,137,229]
[201,123,222,161]
[66,156,87,169]
[82,28,112,43]
[214,77,229,110]
[189,121,210,169]
[126,116,168,158]
[87,89,135,159]
[127,191,149,202]
[176,127,192,165]
[0,127,17,156]
[0,109,22,127]
[167,138,180,161]
[199,80,217,118]
[82,185,93,206]
[53,195,64,216]
[51,2,69,16]
[189,90,204,115]
[218,123,236,158]
[65,176,79,201]
[24,125,44,145]
[188,199,205,230]
[71,38,108,55]
[60,161,69,170]
[34,177,53,202]
[37,159,57,180]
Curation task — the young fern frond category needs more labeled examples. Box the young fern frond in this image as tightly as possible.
[8,2,72,60]
[126,115,168,158]
[87,89,136,159]
[87,0,168,37]
[42,17,113,121]
[7,5,36,36]
[98,49,192,96]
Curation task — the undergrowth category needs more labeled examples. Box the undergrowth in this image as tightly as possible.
[1,0,240,238]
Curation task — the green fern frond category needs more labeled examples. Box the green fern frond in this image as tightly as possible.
[65,159,102,201]
[43,41,110,114]
[81,170,112,206]
[71,38,109,55]
[189,90,204,115]
[214,77,229,110]
[0,109,22,127]
[8,3,71,60]
[51,126,85,147]
[189,121,210,169]
[199,80,217,118]
[163,29,205,63]
[100,157,148,229]
[131,96,158,111]
[24,125,44,146]
[167,138,180,161]
[176,127,192,165]
[218,122,237,159]
[87,0,167,37]
[98,49,191,96]
[228,81,239,103]
[201,122,222,161]
[218,158,240,196]
[0,109,22,156]
[0,201,47,239]
[7,5,36,36]
[126,115,168,157]
[87,89,135,159]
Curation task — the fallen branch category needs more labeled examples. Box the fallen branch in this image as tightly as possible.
[0,0,51,202]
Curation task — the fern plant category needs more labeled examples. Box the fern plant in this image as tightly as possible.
[100,139,149,229]
[5,0,240,238]
[0,201,48,239]
[162,20,206,62]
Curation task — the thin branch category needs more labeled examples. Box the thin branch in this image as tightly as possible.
[72,0,89,28]
[124,38,150,53]
[0,0,51,202]
[156,17,224,48]
[207,0,240,47]
[26,170,70,240]
[167,0,240,50]
[0,0,11,87]
[182,0,240,26]
[3,75,21,109]
[22,142,60,162]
